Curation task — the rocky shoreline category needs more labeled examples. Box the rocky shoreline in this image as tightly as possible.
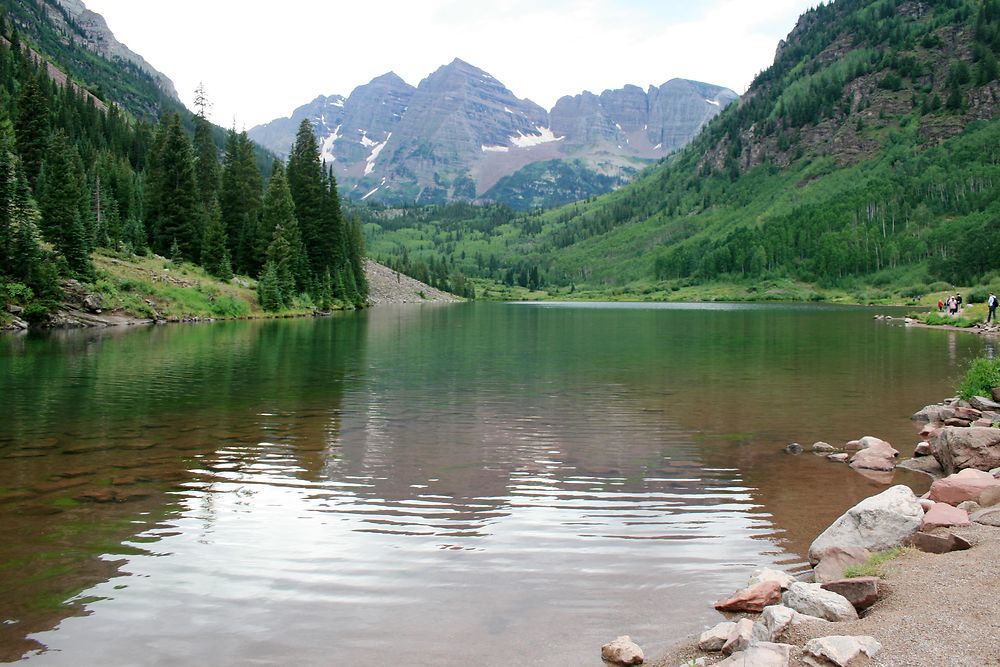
[600,392,1000,667]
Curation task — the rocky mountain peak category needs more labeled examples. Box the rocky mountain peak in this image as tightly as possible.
[52,0,178,99]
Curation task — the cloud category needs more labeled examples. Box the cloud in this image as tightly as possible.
[82,0,817,128]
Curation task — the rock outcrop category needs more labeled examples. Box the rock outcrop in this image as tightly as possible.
[931,426,1000,474]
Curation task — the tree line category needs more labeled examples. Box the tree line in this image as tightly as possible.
[0,17,366,318]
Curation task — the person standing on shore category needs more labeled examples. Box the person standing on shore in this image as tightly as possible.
[989,292,998,323]
[938,298,945,312]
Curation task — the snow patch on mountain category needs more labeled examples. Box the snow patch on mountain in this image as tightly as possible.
[320,124,342,163]
[705,98,720,106]
[509,126,564,148]
[481,144,510,153]
[364,133,391,176]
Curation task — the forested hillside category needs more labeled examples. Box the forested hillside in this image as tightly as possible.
[0,10,367,324]
[366,0,1000,301]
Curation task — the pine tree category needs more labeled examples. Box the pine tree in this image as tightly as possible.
[260,161,309,290]
[347,217,368,301]
[201,199,229,278]
[193,114,220,208]
[286,120,327,275]
[38,130,88,266]
[256,261,282,311]
[149,114,200,261]
[219,128,262,270]
[266,224,296,306]
[14,74,49,186]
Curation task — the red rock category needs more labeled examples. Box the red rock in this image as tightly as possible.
[813,546,871,583]
[928,469,1000,505]
[920,424,942,439]
[954,406,982,420]
[906,531,973,554]
[850,439,898,472]
[944,418,972,427]
[713,580,782,613]
[921,502,971,530]
[973,418,994,428]
[931,427,1000,474]
[821,577,880,611]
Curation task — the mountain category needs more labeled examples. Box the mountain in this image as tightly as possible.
[248,59,736,208]
[1,0,179,117]
[361,0,1000,299]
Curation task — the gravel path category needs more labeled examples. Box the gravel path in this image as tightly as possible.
[650,523,1000,667]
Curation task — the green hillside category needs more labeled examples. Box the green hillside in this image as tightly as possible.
[363,0,1000,302]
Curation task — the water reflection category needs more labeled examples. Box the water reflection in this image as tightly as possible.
[0,304,988,665]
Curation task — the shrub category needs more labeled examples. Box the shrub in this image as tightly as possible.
[2,281,34,304]
[958,357,1000,401]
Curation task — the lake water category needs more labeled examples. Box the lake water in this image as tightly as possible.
[0,303,992,665]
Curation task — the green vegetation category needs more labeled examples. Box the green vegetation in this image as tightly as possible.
[0,13,369,324]
[361,0,1000,303]
[957,356,1000,401]
[843,546,910,578]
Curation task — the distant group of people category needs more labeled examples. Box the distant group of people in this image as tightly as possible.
[937,291,999,323]
[938,293,963,316]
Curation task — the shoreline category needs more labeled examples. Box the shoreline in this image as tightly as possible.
[625,396,1000,667]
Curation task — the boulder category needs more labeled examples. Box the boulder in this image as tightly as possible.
[911,404,956,423]
[827,453,849,463]
[721,618,755,655]
[5,303,23,314]
[905,531,972,554]
[927,468,1000,504]
[919,423,942,440]
[914,441,932,457]
[978,486,1000,507]
[931,426,1000,474]
[601,636,644,665]
[813,546,872,583]
[944,418,972,428]
[897,456,943,477]
[958,500,982,513]
[820,577,880,611]
[782,582,858,622]
[698,622,735,652]
[920,502,970,530]
[812,442,835,453]
[804,636,881,667]
[784,443,803,455]
[954,406,983,420]
[748,567,795,590]
[844,440,863,452]
[807,486,923,564]
[971,396,1000,412]
[971,506,1000,527]
[716,642,792,667]
[974,418,995,428]
[82,293,102,314]
[759,605,828,642]
[849,438,898,472]
[714,580,782,613]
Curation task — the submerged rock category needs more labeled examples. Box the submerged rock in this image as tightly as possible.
[812,441,835,452]
[808,486,923,564]
[784,443,804,454]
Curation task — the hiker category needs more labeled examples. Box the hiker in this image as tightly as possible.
[989,292,998,323]
[956,293,963,312]
[947,295,957,316]
[937,298,944,312]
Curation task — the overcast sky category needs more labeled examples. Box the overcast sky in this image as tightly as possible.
[82,0,819,129]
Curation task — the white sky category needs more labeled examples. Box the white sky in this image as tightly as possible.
[81,0,819,128]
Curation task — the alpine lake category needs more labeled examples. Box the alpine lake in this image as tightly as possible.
[0,302,993,665]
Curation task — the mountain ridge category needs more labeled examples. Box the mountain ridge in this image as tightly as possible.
[248,61,737,208]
